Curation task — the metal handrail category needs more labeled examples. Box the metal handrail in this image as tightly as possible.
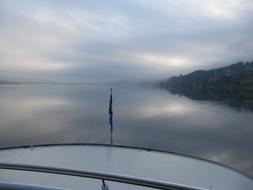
[0,163,208,190]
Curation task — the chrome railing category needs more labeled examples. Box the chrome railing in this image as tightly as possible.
[0,163,208,190]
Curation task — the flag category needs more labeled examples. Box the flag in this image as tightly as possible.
[108,88,113,144]
[109,89,113,116]
[109,88,113,130]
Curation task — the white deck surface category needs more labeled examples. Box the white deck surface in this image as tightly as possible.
[0,144,252,190]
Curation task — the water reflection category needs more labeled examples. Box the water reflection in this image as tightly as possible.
[157,84,253,112]
[0,84,253,177]
[140,102,194,117]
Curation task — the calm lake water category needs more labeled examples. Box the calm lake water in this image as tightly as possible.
[0,84,253,177]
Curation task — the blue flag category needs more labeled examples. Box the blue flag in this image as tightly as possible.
[109,88,113,144]
[109,89,113,127]
[109,90,113,116]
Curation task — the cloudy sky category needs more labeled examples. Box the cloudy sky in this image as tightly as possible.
[1,0,253,82]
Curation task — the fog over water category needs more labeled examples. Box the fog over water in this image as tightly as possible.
[0,84,252,177]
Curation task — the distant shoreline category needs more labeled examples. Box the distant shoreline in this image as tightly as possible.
[158,61,253,100]
[0,81,99,85]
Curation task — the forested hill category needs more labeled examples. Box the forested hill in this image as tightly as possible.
[159,61,253,100]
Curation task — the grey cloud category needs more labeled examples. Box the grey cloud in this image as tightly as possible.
[0,0,253,82]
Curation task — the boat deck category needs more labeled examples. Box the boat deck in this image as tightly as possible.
[0,144,252,190]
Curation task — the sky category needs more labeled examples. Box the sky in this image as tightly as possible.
[0,0,253,82]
